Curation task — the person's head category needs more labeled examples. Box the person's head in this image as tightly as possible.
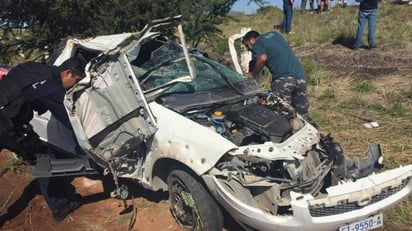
[58,56,87,90]
[242,30,260,51]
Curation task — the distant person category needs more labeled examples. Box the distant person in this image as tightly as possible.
[242,30,311,121]
[353,0,378,50]
[338,0,348,7]
[301,0,316,13]
[282,0,295,34]
[0,57,86,222]
[318,0,331,13]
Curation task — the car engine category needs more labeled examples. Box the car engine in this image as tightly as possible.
[178,94,385,215]
[185,94,303,146]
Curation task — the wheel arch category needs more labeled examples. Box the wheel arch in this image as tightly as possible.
[151,157,208,192]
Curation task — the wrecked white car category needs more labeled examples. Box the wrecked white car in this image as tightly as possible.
[25,16,411,231]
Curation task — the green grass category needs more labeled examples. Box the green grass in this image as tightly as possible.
[0,157,22,177]
[318,88,336,100]
[302,58,326,86]
[311,75,412,228]
[353,80,376,93]
[3,158,21,171]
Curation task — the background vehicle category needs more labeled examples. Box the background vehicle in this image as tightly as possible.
[24,16,412,231]
[0,64,11,80]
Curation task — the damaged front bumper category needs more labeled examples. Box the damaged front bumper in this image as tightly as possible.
[203,165,412,231]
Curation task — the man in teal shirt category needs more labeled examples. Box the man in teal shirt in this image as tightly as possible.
[242,30,311,121]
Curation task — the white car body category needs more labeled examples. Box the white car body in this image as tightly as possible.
[29,16,412,231]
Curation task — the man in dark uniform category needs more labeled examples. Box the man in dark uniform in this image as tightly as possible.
[242,30,311,121]
[0,56,86,222]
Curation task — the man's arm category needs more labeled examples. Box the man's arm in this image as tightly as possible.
[39,91,72,130]
[247,54,266,79]
[22,80,72,130]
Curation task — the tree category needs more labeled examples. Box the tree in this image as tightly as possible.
[171,0,233,47]
[0,0,265,63]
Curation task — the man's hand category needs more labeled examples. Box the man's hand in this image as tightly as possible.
[249,55,266,78]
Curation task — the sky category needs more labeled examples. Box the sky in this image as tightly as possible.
[231,0,359,14]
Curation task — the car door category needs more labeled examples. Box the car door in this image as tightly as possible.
[64,16,194,164]
[228,27,252,75]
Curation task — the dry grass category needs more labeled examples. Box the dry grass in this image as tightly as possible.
[310,75,412,230]
[311,75,411,158]
[225,3,412,46]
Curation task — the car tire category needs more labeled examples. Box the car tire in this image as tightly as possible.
[167,168,224,231]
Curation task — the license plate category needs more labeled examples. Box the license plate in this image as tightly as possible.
[339,213,383,231]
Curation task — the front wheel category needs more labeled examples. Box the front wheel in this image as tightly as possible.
[167,168,223,231]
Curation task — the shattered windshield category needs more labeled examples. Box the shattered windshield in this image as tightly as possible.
[127,40,246,94]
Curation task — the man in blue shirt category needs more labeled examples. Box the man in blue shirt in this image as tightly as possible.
[242,30,311,121]
[0,56,86,222]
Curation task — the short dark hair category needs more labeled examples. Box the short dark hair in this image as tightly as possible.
[242,30,260,44]
[58,56,86,78]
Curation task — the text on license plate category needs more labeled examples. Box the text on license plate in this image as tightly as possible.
[339,213,383,231]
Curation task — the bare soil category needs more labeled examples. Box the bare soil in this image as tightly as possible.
[295,42,412,79]
[0,151,185,231]
[1,43,411,231]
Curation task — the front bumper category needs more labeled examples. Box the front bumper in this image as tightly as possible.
[203,165,412,231]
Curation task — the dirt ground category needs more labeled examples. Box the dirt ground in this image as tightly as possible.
[0,42,411,231]
[0,151,185,231]
[0,150,244,231]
